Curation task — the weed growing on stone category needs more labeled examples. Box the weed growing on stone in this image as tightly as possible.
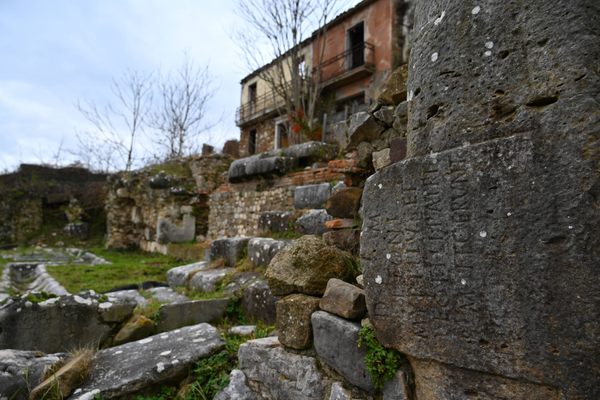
[357,325,401,390]
[25,291,57,303]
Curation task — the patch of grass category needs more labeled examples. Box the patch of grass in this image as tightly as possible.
[357,325,402,390]
[146,162,192,178]
[25,291,57,303]
[47,248,183,293]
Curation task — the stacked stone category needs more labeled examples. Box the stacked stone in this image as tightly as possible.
[323,186,362,255]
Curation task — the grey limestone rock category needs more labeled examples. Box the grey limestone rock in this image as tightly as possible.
[145,287,188,304]
[276,294,321,350]
[188,268,234,293]
[319,278,366,320]
[346,112,385,151]
[294,183,332,210]
[241,277,277,325]
[312,311,374,392]
[213,369,257,400]
[69,323,224,399]
[258,211,294,233]
[295,209,332,235]
[0,349,65,400]
[167,261,207,288]
[247,238,290,267]
[329,382,352,400]
[228,155,296,182]
[238,336,330,400]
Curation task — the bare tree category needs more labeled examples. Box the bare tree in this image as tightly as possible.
[152,59,217,159]
[74,70,153,172]
[235,0,347,143]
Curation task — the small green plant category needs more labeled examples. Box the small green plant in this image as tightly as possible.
[25,291,57,304]
[357,325,401,390]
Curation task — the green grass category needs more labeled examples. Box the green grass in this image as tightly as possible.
[46,247,183,293]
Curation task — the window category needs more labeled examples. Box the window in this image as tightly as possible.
[347,22,365,69]
[275,122,288,149]
[248,82,257,104]
[297,57,307,79]
[248,129,257,155]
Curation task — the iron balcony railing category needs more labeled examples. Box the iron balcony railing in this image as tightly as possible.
[236,42,375,126]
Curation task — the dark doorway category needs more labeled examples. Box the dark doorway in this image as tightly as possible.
[348,22,365,69]
[248,129,257,155]
[276,122,288,149]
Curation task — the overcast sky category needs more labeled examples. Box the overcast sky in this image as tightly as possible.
[0,0,360,172]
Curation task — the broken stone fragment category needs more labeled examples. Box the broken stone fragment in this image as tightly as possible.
[157,298,230,332]
[325,187,362,219]
[266,235,359,297]
[325,219,359,230]
[295,209,333,236]
[345,112,386,151]
[213,369,257,400]
[0,349,65,400]
[294,183,332,210]
[247,237,290,267]
[323,229,361,255]
[319,278,366,320]
[112,314,156,346]
[276,294,321,350]
[188,268,234,293]
[376,64,408,106]
[167,261,208,288]
[372,148,392,171]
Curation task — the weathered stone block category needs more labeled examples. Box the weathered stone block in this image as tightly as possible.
[70,324,224,399]
[346,112,385,151]
[281,141,338,164]
[208,237,250,267]
[323,229,361,255]
[319,278,366,320]
[376,65,408,106]
[266,235,358,297]
[188,268,234,293]
[361,132,600,397]
[389,137,406,163]
[247,238,290,267]
[325,187,362,219]
[312,311,374,392]
[374,106,396,126]
[295,209,332,235]
[228,155,296,182]
[382,371,410,400]
[238,337,330,400]
[157,299,229,332]
[258,211,294,233]
[276,294,320,350]
[214,369,257,400]
[167,261,208,288]
[241,278,277,325]
[294,183,332,209]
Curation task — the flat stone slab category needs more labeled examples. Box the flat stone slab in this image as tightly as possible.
[248,238,290,267]
[69,323,224,399]
[0,349,65,400]
[238,336,330,400]
[294,183,332,210]
[312,311,374,392]
[146,287,188,304]
[167,261,208,288]
[157,298,230,332]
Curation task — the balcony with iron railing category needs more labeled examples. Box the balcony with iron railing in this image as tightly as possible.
[236,42,375,127]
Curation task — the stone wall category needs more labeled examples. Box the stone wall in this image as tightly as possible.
[361,0,600,398]
[0,164,107,246]
[106,155,231,250]
[240,119,276,158]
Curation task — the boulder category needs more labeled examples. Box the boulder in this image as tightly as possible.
[238,337,330,400]
[319,278,366,320]
[167,261,207,288]
[266,235,359,297]
[157,299,229,332]
[0,349,64,400]
[295,209,332,235]
[113,314,156,346]
[325,187,362,219]
[188,268,234,293]
[248,238,290,267]
[214,369,257,400]
[276,294,321,350]
[312,311,374,392]
[323,229,361,255]
[69,323,224,399]
[208,237,250,267]
[258,211,294,233]
[294,183,332,210]
[241,278,278,325]
[0,295,135,353]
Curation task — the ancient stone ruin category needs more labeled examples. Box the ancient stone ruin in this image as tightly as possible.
[0,0,598,399]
